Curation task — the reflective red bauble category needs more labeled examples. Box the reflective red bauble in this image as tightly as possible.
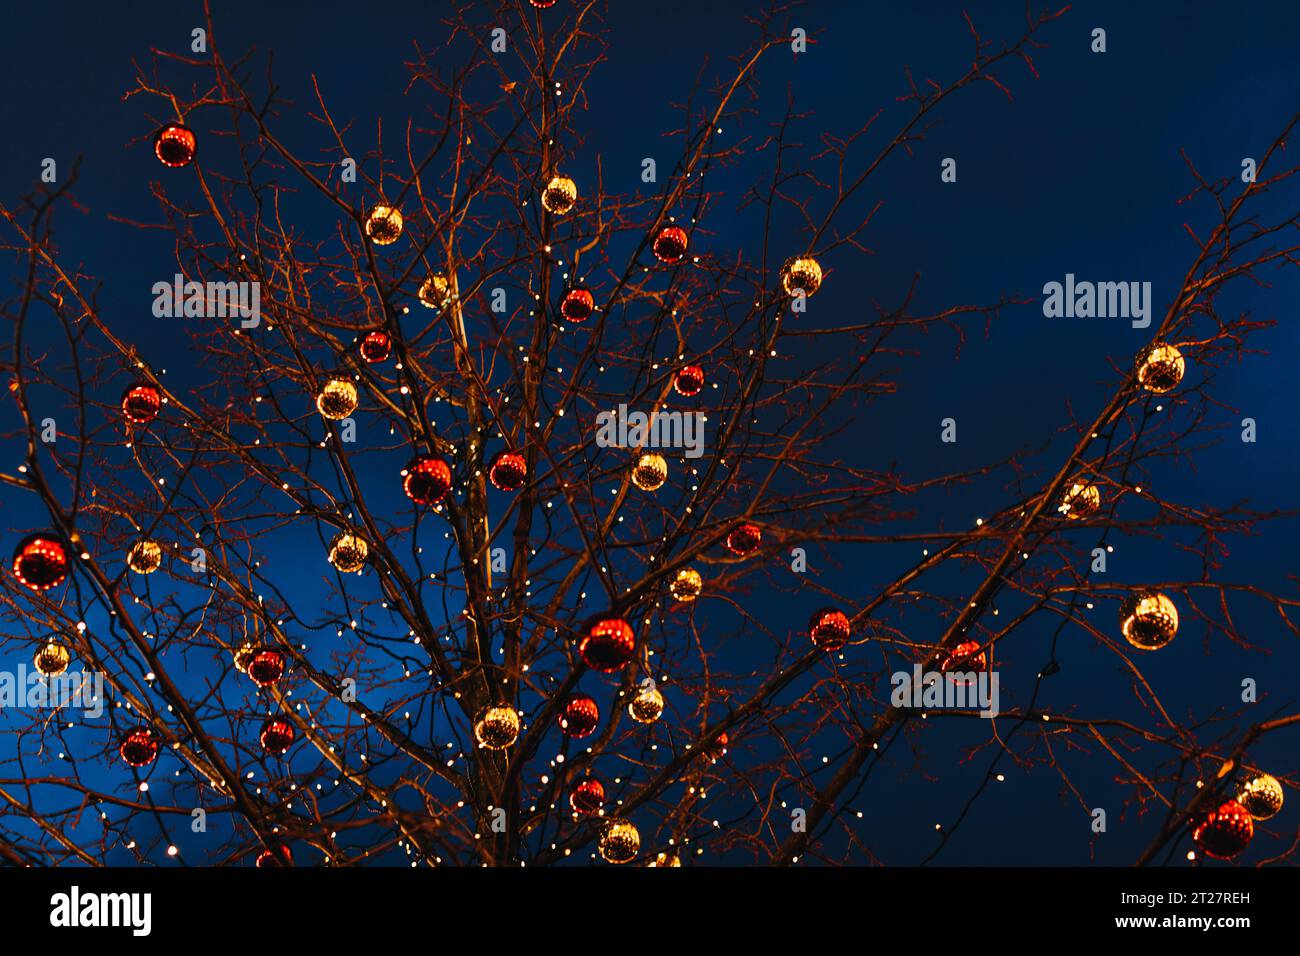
[248,649,285,687]
[570,777,606,815]
[652,226,689,264]
[489,451,527,492]
[726,523,762,556]
[360,330,392,363]
[12,534,70,591]
[120,728,160,768]
[122,383,162,425]
[560,288,595,323]
[256,845,293,867]
[674,365,705,396]
[153,124,196,168]
[403,456,453,505]
[260,717,296,754]
[1192,800,1254,860]
[809,608,851,651]
[940,640,987,680]
[558,693,600,738]
[579,617,636,672]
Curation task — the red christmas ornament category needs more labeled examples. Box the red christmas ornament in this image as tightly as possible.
[809,608,851,651]
[120,728,160,768]
[403,456,453,505]
[529,0,556,7]
[652,226,689,264]
[489,451,527,492]
[248,649,285,687]
[153,124,196,168]
[674,365,705,396]
[579,617,636,672]
[570,777,606,815]
[940,641,987,682]
[1193,800,1254,860]
[121,383,162,425]
[260,717,296,754]
[558,693,600,738]
[726,523,762,556]
[256,845,293,867]
[12,534,70,591]
[360,330,392,363]
[703,731,729,762]
[560,288,595,323]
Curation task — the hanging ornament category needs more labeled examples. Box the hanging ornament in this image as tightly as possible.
[255,846,293,867]
[647,852,681,867]
[809,608,851,651]
[360,330,392,364]
[628,685,665,724]
[260,717,296,754]
[34,639,71,677]
[126,539,163,575]
[673,365,705,397]
[558,693,600,737]
[560,287,595,323]
[702,731,729,763]
[489,450,527,492]
[12,534,70,591]
[364,205,404,245]
[1192,800,1254,860]
[1236,773,1284,821]
[1059,480,1100,519]
[529,0,557,7]
[153,124,196,168]
[540,175,577,215]
[598,818,640,864]
[652,225,689,264]
[316,378,359,420]
[121,383,162,425]
[248,649,285,688]
[726,523,762,556]
[419,273,452,310]
[570,777,605,815]
[233,642,258,673]
[940,640,987,681]
[1136,343,1185,394]
[327,531,369,573]
[402,455,453,505]
[120,728,160,768]
[669,567,702,602]
[1119,591,1178,650]
[474,704,521,750]
[780,256,823,297]
[579,617,636,672]
[631,452,668,491]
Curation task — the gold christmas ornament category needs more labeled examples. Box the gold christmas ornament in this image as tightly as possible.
[669,567,702,602]
[364,205,404,245]
[598,818,640,864]
[1236,773,1284,821]
[474,704,521,750]
[1119,591,1179,650]
[34,640,71,677]
[328,531,369,573]
[647,852,681,867]
[1059,480,1100,520]
[781,256,823,297]
[632,452,668,491]
[628,685,665,724]
[127,539,163,575]
[1137,343,1185,394]
[419,273,451,309]
[233,642,258,673]
[316,378,359,420]
[540,175,577,215]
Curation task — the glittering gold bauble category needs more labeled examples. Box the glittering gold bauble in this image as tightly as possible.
[1193,800,1253,860]
[1060,480,1100,519]
[34,640,71,677]
[647,852,681,867]
[474,704,521,750]
[328,532,369,573]
[233,642,259,673]
[127,539,163,575]
[628,685,665,724]
[1137,343,1185,394]
[1119,591,1179,650]
[540,175,577,215]
[365,205,404,245]
[1236,773,1284,821]
[669,567,702,602]
[781,256,822,297]
[316,378,359,420]
[419,273,452,309]
[632,452,668,491]
[598,818,640,864]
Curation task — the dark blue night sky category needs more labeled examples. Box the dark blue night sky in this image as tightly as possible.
[1,1,1298,866]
